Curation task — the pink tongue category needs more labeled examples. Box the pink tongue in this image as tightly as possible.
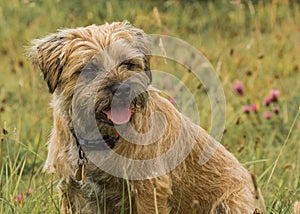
[105,107,132,125]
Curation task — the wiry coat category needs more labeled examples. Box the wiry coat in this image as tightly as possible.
[27,21,265,213]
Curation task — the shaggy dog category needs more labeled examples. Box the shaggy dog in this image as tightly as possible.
[28,21,265,213]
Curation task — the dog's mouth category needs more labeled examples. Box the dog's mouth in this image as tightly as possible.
[102,106,134,125]
[95,90,148,126]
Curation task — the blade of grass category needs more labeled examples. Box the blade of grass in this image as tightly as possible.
[121,179,125,214]
[153,187,158,214]
[242,159,269,167]
[12,157,27,198]
[41,173,60,213]
[264,106,300,190]
[123,168,132,214]
[27,132,41,192]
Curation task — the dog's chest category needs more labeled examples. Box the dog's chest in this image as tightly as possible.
[60,166,135,213]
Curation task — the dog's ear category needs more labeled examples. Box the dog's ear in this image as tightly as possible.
[135,31,152,84]
[143,56,152,84]
[27,33,68,93]
[121,21,152,84]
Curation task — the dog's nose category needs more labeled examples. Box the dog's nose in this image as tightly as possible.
[112,83,132,98]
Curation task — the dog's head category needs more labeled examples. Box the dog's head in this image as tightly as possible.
[28,22,152,128]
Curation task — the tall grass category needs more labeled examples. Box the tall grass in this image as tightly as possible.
[0,0,299,213]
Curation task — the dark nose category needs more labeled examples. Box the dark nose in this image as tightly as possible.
[112,83,132,98]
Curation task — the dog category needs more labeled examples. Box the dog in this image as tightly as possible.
[28,21,266,213]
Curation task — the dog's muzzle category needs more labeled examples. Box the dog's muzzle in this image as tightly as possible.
[103,83,135,125]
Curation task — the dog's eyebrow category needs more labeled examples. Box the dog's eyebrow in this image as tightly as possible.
[121,58,143,65]
[108,40,144,60]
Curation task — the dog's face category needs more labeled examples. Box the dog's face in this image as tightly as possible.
[84,41,151,126]
[28,22,152,140]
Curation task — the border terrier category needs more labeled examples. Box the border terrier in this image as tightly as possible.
[28,21,265,213]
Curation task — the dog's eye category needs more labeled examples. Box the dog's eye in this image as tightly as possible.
[122,61,138,70]
[78,61,99,81]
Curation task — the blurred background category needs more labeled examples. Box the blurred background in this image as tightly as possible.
[0,0,299,213]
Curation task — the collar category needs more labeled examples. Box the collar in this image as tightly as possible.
[69,127,120,156]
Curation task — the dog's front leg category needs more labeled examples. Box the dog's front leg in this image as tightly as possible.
[132,175,172,214]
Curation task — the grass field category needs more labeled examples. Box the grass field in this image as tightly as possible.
[0,0,300,213]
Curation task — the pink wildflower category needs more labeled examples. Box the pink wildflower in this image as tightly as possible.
[272,106,279,115]
[169,98,176,105]
[263,97,272,106]
[270,89,279,102]
[16,194,23,207]
[263,111,272,119]
[27,188,34,196]
[234,81,244,96]
[250,104,258,113]
[242,106,251,114]
[17,194,22,202]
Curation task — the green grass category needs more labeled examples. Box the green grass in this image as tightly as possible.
[0,0,299,213]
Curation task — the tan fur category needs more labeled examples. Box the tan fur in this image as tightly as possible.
[294,201,300,214]
[28,21,266,213]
